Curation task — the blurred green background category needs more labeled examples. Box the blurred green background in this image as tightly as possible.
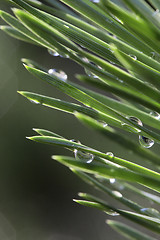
[0,1,159,240]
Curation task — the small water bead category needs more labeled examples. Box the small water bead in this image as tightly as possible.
[71,139,94,164]
[112,35,117,39]
[150,111,160,120]
[139,135,154,149]
[85,61,102,78]
[116,77,123,83]
[113,16,123,24]
[106,152,114,157]
[109,179,125,190]
[109,61,116,65]
[64,24,69,29]
[82,57,89,63]
[48,48,68,58]
[112,191,123,198]
[90,0,100,3]
[105,210,119,216]
[150,52,160,62]
[103,122,108,127]
[110,178,116,184]
[29,99,40,105]
[85,69,100,78]
[129,54,137,60]
[48,69,68,82]
[98,120,108,127]
[48,49,60,57]
[152,9,160,17]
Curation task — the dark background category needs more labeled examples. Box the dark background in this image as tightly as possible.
[0,1,159,240]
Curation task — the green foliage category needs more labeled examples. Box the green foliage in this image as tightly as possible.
[2,0,160,239]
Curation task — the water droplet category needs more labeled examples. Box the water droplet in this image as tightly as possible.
[150,52,160,62]
[85,69,98,78]
[109,61,115,65]
[48,69,68,82]
[64,24,69,28]
[140,208,160,217]
[129,117,154,148]
[121,116,143,133]
[90,0,100,3]
[110,49,114,54]
[106,152,114,157]
[29,99,40,104]
[139,135,154,148]
[109,179,125,190]
[105,210,119,216]
[129,116,143,126]
[129,54,137,60]
[71,139,94,164]
[48,48,69,58]
[113,16,123,24]
[150,111,160,120]
[110,178,116,184]
[74,149,94,163]
[82,57,89,63]
[103,122,108,127]
[98,121,108,127]
[85,61,102,78]
[152,9,160,17]
[112,191,122,198]
[112,35,117,39]
[116,77,123,83]
[48,49,60,57]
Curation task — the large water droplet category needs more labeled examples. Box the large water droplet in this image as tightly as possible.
[121,116,142,133]
[48,69,68,82]
[139,135,154,148]
[150,111,160,120]
[127,116,142,133]
[140,208,160,217]
[129,116,143,126]
[71,139,94,163]
[74,149,94,164]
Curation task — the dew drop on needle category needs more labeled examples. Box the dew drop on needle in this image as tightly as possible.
[48,69,68,82]
[70,139,94,163]
[139,135,154,148]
